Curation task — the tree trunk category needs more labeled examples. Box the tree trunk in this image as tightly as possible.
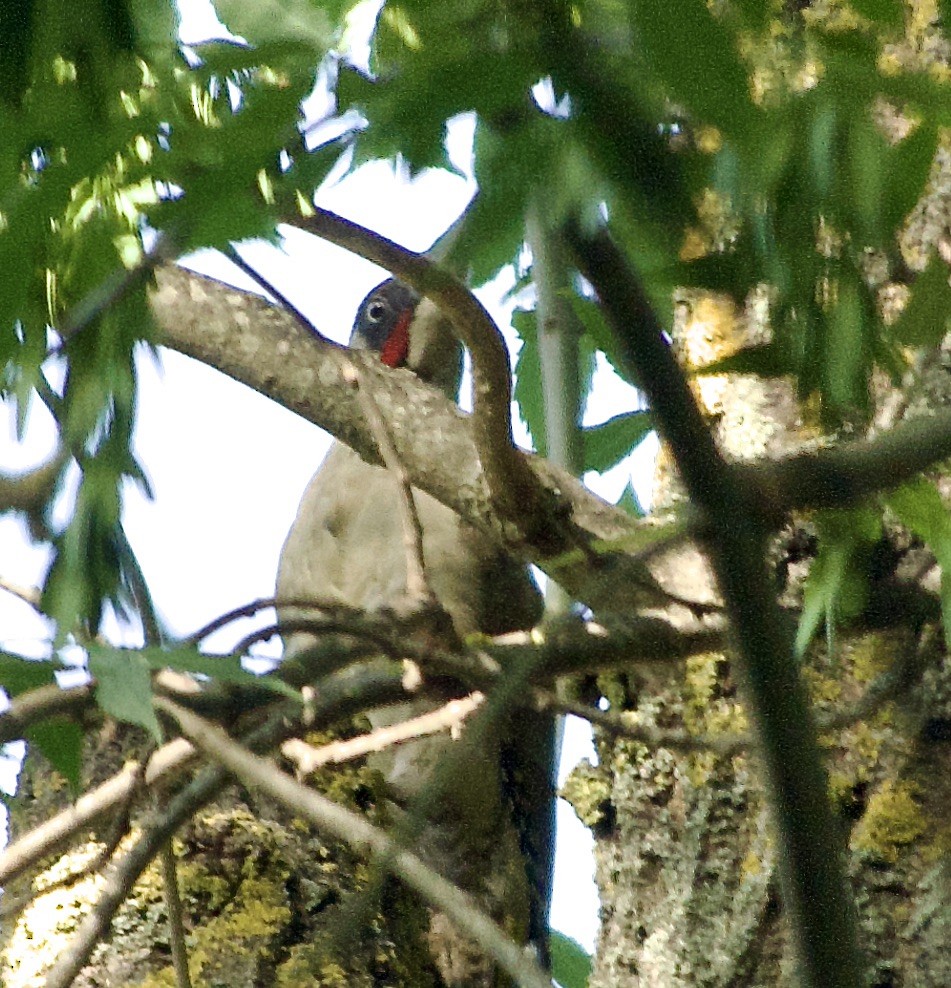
[570,292,951,986]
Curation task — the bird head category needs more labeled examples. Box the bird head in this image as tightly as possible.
[350,279,463,397]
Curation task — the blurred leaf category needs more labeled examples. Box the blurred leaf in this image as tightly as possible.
[213,0,334,49]
[0,1,33,104]
[550,930,591,988]
[569,295,637,386]
[892,255,951,347]
[26,717,83,792]
[616,480,646,518]
[882,122,939,234]
[341,0,540,175]
[825,274,869,415]
[690,343,791,379]
[441,118,535,286]
[0,653,58,697]
[139,646,298,698]
[886,479,951,648]
[848,113,889,243]
[88,645,162,741]
[583,411,653,473]
[629,0,757,138]
[941,0,951,38]
[730,0,770,30]
[796,507,881,658]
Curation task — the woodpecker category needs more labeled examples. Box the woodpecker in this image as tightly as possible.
[276,279,554,982]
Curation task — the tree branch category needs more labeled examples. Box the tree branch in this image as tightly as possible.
[158,696,553,988]
[742,409,951,512]
[148,264,686,613]
[290,208,560,548]
[564,221,867,988]
[0,683,93,747]
[0,664,406,887]
[344,362,432,604]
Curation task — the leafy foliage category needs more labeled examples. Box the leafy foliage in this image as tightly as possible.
[3,1,951,981]
[549,929,592,988]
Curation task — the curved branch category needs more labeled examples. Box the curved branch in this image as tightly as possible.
[148,264,680,613]
[290,208,560,548]
[743,409,951,512]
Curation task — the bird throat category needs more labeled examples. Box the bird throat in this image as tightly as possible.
[379,307,413,368]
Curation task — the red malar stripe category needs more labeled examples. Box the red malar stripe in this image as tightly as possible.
[380,307,412,367]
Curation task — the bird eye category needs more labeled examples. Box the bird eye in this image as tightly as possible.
[367,299,387,322]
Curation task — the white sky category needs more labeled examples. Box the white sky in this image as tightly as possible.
[0,0,662,956]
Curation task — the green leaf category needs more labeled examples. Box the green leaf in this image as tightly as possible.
[583,411,653,474]
[0,653,58,697]
[795,507,881,659]
[882,122,939,234]
[826,274,868,413]
[139,645,298,698]
[0,2,33,104]
[891,255,951,347]
[441,119,535,287]
[616,480,645,518]
[690,343,790,379]
[88,645,162,742]
[26,717,83,792]
[886,480,951,567]
[212,0,333,49]
[569,296,636,386]
[848,113,889,244]
[549,930,591,988]
[629,0,757,138]
[941,0,951,37]
[886,479,951,648]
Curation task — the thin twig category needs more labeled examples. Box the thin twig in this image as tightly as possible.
[0,664,406,889]
[0,683,93,747]
[0,787,135,923]
[344,361,432,603]
[0,453,65,521]
[40,758,231,988]
[157,697,552,988]
[282,693,484,777]
[160,839,193,988]
[223,243,327,341]
[0,578,43,609]
[38,686,354,988]
[0,738,196,887]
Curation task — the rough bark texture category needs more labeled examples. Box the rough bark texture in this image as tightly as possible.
[2,724,447,988]
[568,277,951,985]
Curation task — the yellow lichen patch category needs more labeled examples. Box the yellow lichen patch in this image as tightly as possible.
[848,633,895,685]
[740,849,763,878]
[561,760,612,830]
[802,664,842,708]
[851,780,927,864]
[683,653,747,738]
[186,877,291,982]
